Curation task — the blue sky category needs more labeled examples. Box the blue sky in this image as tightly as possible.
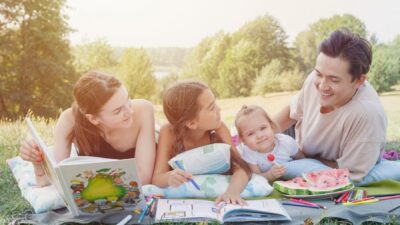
[67,0,400,47]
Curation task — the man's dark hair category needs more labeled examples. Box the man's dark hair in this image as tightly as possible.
[319,29,372,81]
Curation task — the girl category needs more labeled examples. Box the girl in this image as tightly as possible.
[19,71,156,185]
[152,81,251,205]
[235,105,304,183]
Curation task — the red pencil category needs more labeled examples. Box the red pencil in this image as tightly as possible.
[335,191,349,204]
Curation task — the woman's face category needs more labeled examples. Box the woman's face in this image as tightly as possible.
[92,86,133,129]
[192,88,222,131]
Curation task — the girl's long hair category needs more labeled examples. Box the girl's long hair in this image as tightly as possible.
[163,81,251,177]
[72,71,121,155]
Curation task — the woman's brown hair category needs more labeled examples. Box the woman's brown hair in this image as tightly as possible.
[163,80,251,177]
[72,71,122,155]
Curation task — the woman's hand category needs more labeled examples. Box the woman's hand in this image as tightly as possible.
[19,139,43,164]
[215,190,246,206]
[167,169,193,187]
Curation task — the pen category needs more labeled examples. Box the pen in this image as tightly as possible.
[117,215,132,225]
[138,199,154,223]
[174,161,201,191]
[282,201,320,209]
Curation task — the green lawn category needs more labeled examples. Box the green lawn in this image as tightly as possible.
[1,91,399,224]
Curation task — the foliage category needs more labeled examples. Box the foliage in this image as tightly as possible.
[294,14,367,73]
[217,40,258,97]
[183,15,290,98]
[118,48,156,100]
[368,37,400,92]
[156,72,179,104]
[252,61,305,95]
[0,0,78,119]
[72,39,117,74]
[252,59,285,95]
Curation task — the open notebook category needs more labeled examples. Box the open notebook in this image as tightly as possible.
[155,199,291,223]
[26,118,143,217]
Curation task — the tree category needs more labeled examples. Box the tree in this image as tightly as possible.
[72,39,117,74]
[294,14,367,73]
[231,14,290,71]
[119,48,156,99]
[217,40,258,97]
[252,59,285,95]
[368,40,400,92]
[0,0,77,119]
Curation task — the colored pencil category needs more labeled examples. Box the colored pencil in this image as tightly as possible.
[343,199,379,206]
[174,161,201,191]
[282,201,320,209]
[289,198,326,209]
[138,198,154,223]
[377,194,400,201]
[335,191,349,204]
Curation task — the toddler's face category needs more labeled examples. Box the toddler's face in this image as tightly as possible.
[239,113,275,153]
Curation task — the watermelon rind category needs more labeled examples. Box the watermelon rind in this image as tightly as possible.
[273,181,311,195]
[309,183,354,195]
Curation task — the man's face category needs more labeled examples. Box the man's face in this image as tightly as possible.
[314,52,365,112]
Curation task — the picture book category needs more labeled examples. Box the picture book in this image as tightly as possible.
[154,199,291,223]
[25,118,143,217]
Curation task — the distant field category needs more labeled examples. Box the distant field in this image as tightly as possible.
[1,90,399,223]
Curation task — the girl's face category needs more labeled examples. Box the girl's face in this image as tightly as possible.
[239,112,275,153]
[89,86,133,129]
[191,88,222,131]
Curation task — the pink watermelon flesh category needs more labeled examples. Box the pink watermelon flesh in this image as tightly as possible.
[274,168,352,195]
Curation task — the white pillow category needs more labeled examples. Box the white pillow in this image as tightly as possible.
[168,143,231,175]
[6,156,65,213]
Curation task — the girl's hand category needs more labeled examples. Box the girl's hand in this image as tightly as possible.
[269,165,286,179]
[215,190,246,206]
[19,139,43,164]
[167,169,193,187]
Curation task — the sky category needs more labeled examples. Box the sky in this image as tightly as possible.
[67,0,400,48]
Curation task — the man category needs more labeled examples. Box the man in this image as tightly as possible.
[275,29,400,185]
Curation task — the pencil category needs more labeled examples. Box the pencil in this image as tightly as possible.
[335,191,348,204]
[174,161,201,191]
[289,198,326,209]
[138,199,154,223]
[343,199,379,206]
[282,201,320,209]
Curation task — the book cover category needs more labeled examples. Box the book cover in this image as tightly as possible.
[25,118,143,217]
[155,199,291,223]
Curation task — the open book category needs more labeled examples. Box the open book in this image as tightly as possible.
[155,199,291,223]
[26,118,143,217]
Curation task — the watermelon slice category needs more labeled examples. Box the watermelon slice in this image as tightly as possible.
[273,168,353,196]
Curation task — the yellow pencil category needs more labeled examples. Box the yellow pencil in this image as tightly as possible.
[343,199,379,206]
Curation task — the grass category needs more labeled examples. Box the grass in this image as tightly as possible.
[1,91,400,225]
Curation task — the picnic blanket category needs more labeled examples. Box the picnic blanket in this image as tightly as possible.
[11,180,400,225]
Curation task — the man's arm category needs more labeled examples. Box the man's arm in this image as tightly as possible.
[273,105,297,132]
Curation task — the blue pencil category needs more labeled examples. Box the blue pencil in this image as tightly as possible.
[138,199,153,223]
[174,161,201,191]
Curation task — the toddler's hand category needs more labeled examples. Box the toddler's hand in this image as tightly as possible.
[19,139,43,164]
[168,169,193,187]
[269,165,286,179]
[215,190,246,206]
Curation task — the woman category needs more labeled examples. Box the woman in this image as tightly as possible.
[19,71,156,186]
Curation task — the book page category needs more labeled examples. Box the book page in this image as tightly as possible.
[25,118,67,202]
[58,158,143,216]
[221,199,291,222]
[155,199,219,222]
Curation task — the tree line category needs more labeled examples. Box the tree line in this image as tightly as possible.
[1,0,400,119]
